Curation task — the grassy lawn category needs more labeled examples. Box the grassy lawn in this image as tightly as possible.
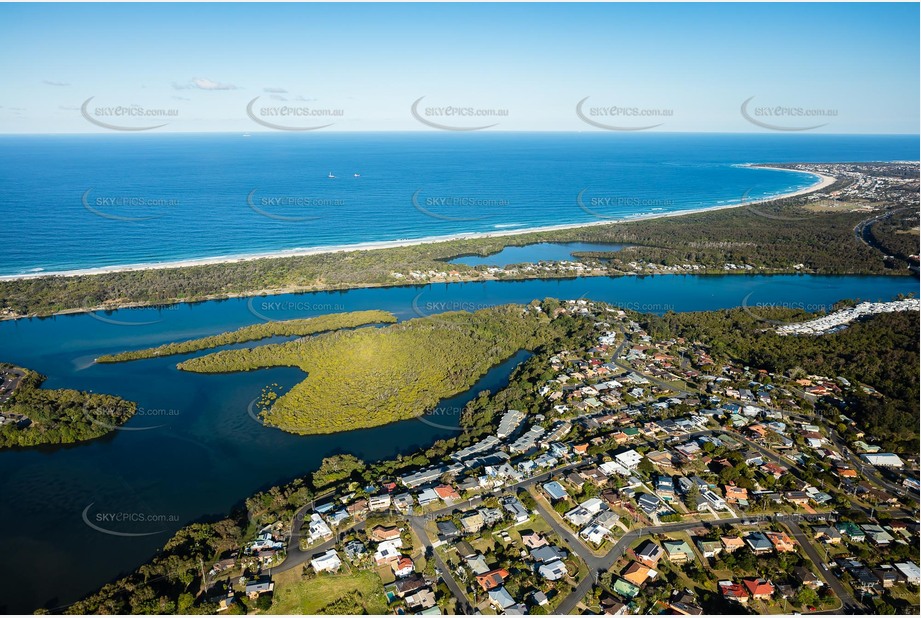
[887,584,921,605]
[268,569,389,615]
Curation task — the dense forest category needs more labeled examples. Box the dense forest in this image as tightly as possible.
[569,201,907,273]
[1,191,914,318]
[867,208,920,263]
[643,309,920,453]
[97,310,396,362]
[0,366,136,448]
[178,306,551,434]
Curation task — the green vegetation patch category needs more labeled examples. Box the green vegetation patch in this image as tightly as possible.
[269,571,389,615]
[0,365,136,448]
[97,310,397,363]
[178,306,547,434]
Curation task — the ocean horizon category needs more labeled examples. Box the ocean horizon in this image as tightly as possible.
[0,132,917,277]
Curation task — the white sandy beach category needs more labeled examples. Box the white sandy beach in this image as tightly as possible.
[0,166,836,282]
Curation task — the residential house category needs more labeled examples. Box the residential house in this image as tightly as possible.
[405,588,437,610]
[455,540,477,560]
[417,487,441,507]
[476,568,509,591]
[392,556,414,578]
[392,493,415,512]
[813,525,843,545]
[894,562,920,586]
[369,525,401,543]
[744,532,773,555]
[580,523,610,546]
[436,520,461,541]
[635,540,664,566]
[861,524,894,546]
[487,587,517,611]
[244,578,274,599]
[460,511,485,534]
[502,496,530,523]
[719,581,749,605]
[765,530,796,553]
[538,559,568,581]
[466,554,490,575]
[310,550,342,573]
[434,484,461,503]
[696,539,723,559]
[662,539,695,564]
[637,493,661,515]
[566,472,585,492]
[656,476,676,502]
[743,578,775,601]
[520,530,547,549]
[873,567,898,589]
[793,566,823,589]
[836,521,866,542]
[531,545,567,564]
[542,481,569,502]
[723,484,748,505]
[613,578,641,599]
[344,540,366,562]
[622,561,657,587]
[784,491,810,507]
[615,449,643,470]
[346,499,369,517]
[306,514,333,543]
[374,540,402,565]
[369,493,392,511]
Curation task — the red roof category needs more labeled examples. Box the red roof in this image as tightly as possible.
[743,578,774,596]
[393,557,414,572]
[434,485,460,499]
[476,568,509,591]
[719,582,749,600]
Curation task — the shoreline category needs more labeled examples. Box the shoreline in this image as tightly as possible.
[0,165,836,282]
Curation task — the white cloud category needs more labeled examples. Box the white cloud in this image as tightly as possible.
[43,80,70,87]
[264,87,287,94]
[174,78,239,91]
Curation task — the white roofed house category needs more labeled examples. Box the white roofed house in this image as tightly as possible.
[310,549,342,573]
[580,523,611,546]
[537,559,569,581]
[615,449,643,470]
[860,453,905,468]
[565,497,604,526]
[369,493,392,511]
[306,513,333,543]
[374,540,402,565]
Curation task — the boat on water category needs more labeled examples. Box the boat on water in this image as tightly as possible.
[328,172,336,179]
[353,173,360,177]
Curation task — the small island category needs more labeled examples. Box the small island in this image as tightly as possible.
[96,309,398,363]
[178,306,552,434]
[0,363,136,448]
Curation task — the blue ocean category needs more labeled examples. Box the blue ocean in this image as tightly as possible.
[0,132,917,276]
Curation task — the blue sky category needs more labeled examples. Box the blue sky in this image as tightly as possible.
[0,2,918,133]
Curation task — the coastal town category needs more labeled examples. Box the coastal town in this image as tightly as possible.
[199,299,919,615]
